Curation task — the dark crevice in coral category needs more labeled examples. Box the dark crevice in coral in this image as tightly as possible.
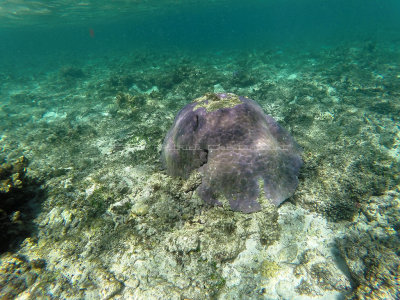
[199,149,208,167]
[194,114,199,131]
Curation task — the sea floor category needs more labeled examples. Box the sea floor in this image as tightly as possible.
[1,41,399,299]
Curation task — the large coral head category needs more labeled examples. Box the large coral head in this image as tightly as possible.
[161,93,302,213]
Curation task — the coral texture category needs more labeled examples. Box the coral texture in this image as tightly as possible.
[161,93,302,213]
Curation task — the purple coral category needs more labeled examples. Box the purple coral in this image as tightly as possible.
[161,93,302,213]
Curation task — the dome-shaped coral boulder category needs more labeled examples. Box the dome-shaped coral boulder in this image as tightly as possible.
[161,93,302,213]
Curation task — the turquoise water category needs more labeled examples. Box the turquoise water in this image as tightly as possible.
[1,1,400,299]
[2,0,400,65]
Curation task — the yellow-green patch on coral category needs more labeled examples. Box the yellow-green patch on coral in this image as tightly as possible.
[193,93,242,112]
[260,260,280,278]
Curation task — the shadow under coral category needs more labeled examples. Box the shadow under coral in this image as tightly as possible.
[0,156,45,253]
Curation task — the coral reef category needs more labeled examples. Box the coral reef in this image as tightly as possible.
[161,92,302,213]
[0,42,399,299]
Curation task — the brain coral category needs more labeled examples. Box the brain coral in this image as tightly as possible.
[161,93,302,213]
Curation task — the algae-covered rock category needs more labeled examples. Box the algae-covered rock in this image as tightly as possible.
[336,189,400,299]
[260,259,280,278]
[0,253,46,299]
[293,249,352,296]
[94,170,280,299]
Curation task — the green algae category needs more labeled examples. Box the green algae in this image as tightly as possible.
[193,92,242,112]
[87,188,109,217]
[209,268,226,293]
[260,260,280,278]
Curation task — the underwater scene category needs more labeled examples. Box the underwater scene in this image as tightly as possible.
[1,0,400,299]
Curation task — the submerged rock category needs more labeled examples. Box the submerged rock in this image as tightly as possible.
[161,93,302,213]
